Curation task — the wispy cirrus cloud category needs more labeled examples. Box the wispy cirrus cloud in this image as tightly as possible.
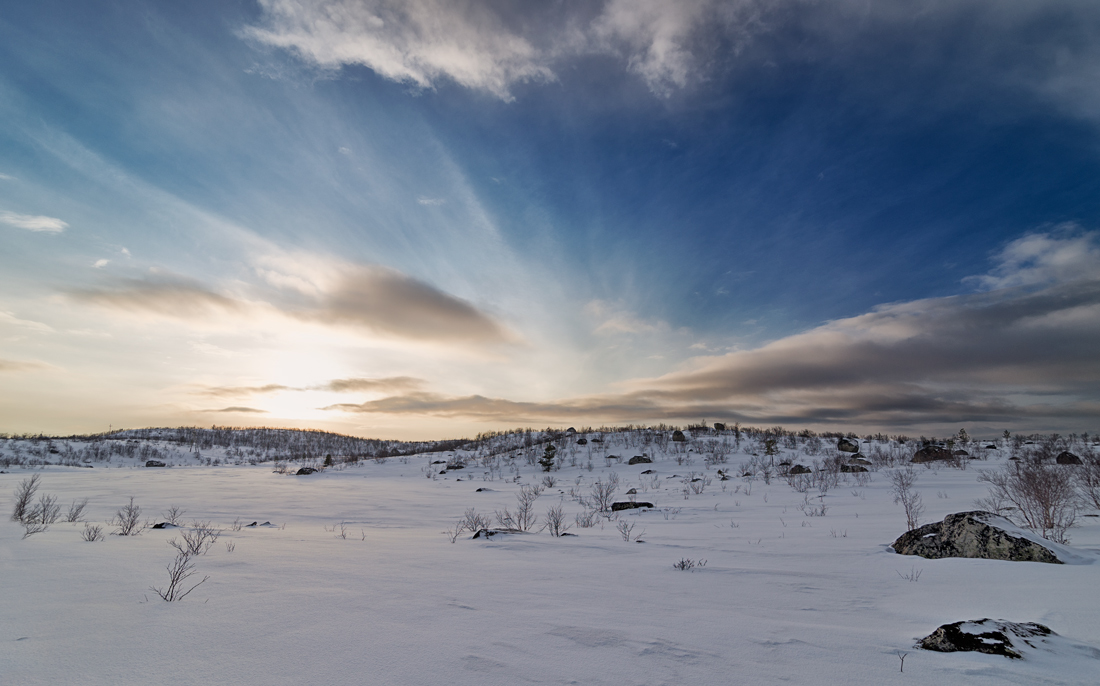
[0,211,68,233]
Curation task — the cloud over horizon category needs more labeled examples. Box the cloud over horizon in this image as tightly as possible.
[322,232,1100,431]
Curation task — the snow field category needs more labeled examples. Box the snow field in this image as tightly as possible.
[3,436,1099,685]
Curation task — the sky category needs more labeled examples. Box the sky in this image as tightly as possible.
[1,0,1099,440]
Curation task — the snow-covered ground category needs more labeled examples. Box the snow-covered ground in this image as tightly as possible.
[2,430,1099,685]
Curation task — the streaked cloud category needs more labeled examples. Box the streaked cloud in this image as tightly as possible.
[291,264,516,344]
[206,406,269,414]
[324,232,1100,430]
[0,211,69,233]
[0,311,55,334]
[72,278,244,319]
[323,376,423,393]
[199,384,292,398]
[0,358,52,373]
[70,260,514,345]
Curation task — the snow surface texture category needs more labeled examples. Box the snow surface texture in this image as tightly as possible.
[3,432,1100,685]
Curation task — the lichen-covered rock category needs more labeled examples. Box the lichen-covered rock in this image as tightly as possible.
[919,619,1054,659]
[891,511,1063,563]
[912,445,954,463]
[837,438,859,453]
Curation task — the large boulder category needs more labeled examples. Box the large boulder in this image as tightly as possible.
[912,445,954,463]
[145,460,166,468]
[713,422,726,431]
[841,464,868,473]
[919,619,1054,659]
[671,430,687,442]
[788,464,811,475]
[1056,451,1082,465]
[837,438,859,453]
[891,511,1064,563]
[295,467,317,475]
[628,455,652,465]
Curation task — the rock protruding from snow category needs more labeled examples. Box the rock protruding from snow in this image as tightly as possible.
[1056,451,1082,465]
[912,445,953,463]
[628,455,652,465]
[891,511,1064,563]
[611,501,653,511]
[145,460,166,467]
[919,619,1055,659]
[295,467,317,475]
[671,430,686,442]
[837,438,859,453]
[789,464,811,474]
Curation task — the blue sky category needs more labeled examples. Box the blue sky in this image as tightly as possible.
[2,0,1099,438]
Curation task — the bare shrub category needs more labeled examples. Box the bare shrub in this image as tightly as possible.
[11,474,40,522]
[798,494,829,517]
[978,462,1079,543]
[589,479,618,512]
[616,519,644,542]
[82,523,105,542]
[111,497,145,536]
[163,506,186,526]
[574,508,598,528]
[66,498,89,523]
[673,558,706,571]
[461,508,491,532]
[1076,455,1100,510]
[170,521,221,554]
[890,467,924,531]
[544,504,571,537]
[151,550,209,601]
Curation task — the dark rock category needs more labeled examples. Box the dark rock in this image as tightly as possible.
[145,460,166,468]
[472,528,520,539]
[713,422,726,431]
[591,438,602,443]
[431,460,445,464]
[566,427,576,433]
[848,457,871,466]
[919,619,1054,659]
[611,501,654,511]
[837,438,859,453]
[986,444,997,449]
[151,522,168,529]
[841,464,868,472]
[296,467,317,475]
[789,464,811,475]
[626,488,637,495]
[628,455,652,465]
[954,449,969,457]
[246,521,258,527]
[891,511,1063,563]
[1056,451,1082,465]
[576,438,588,445]
[447,463,465,470]
[912,446,954,463]
[640,469,656,474]
[672,430,686,442]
